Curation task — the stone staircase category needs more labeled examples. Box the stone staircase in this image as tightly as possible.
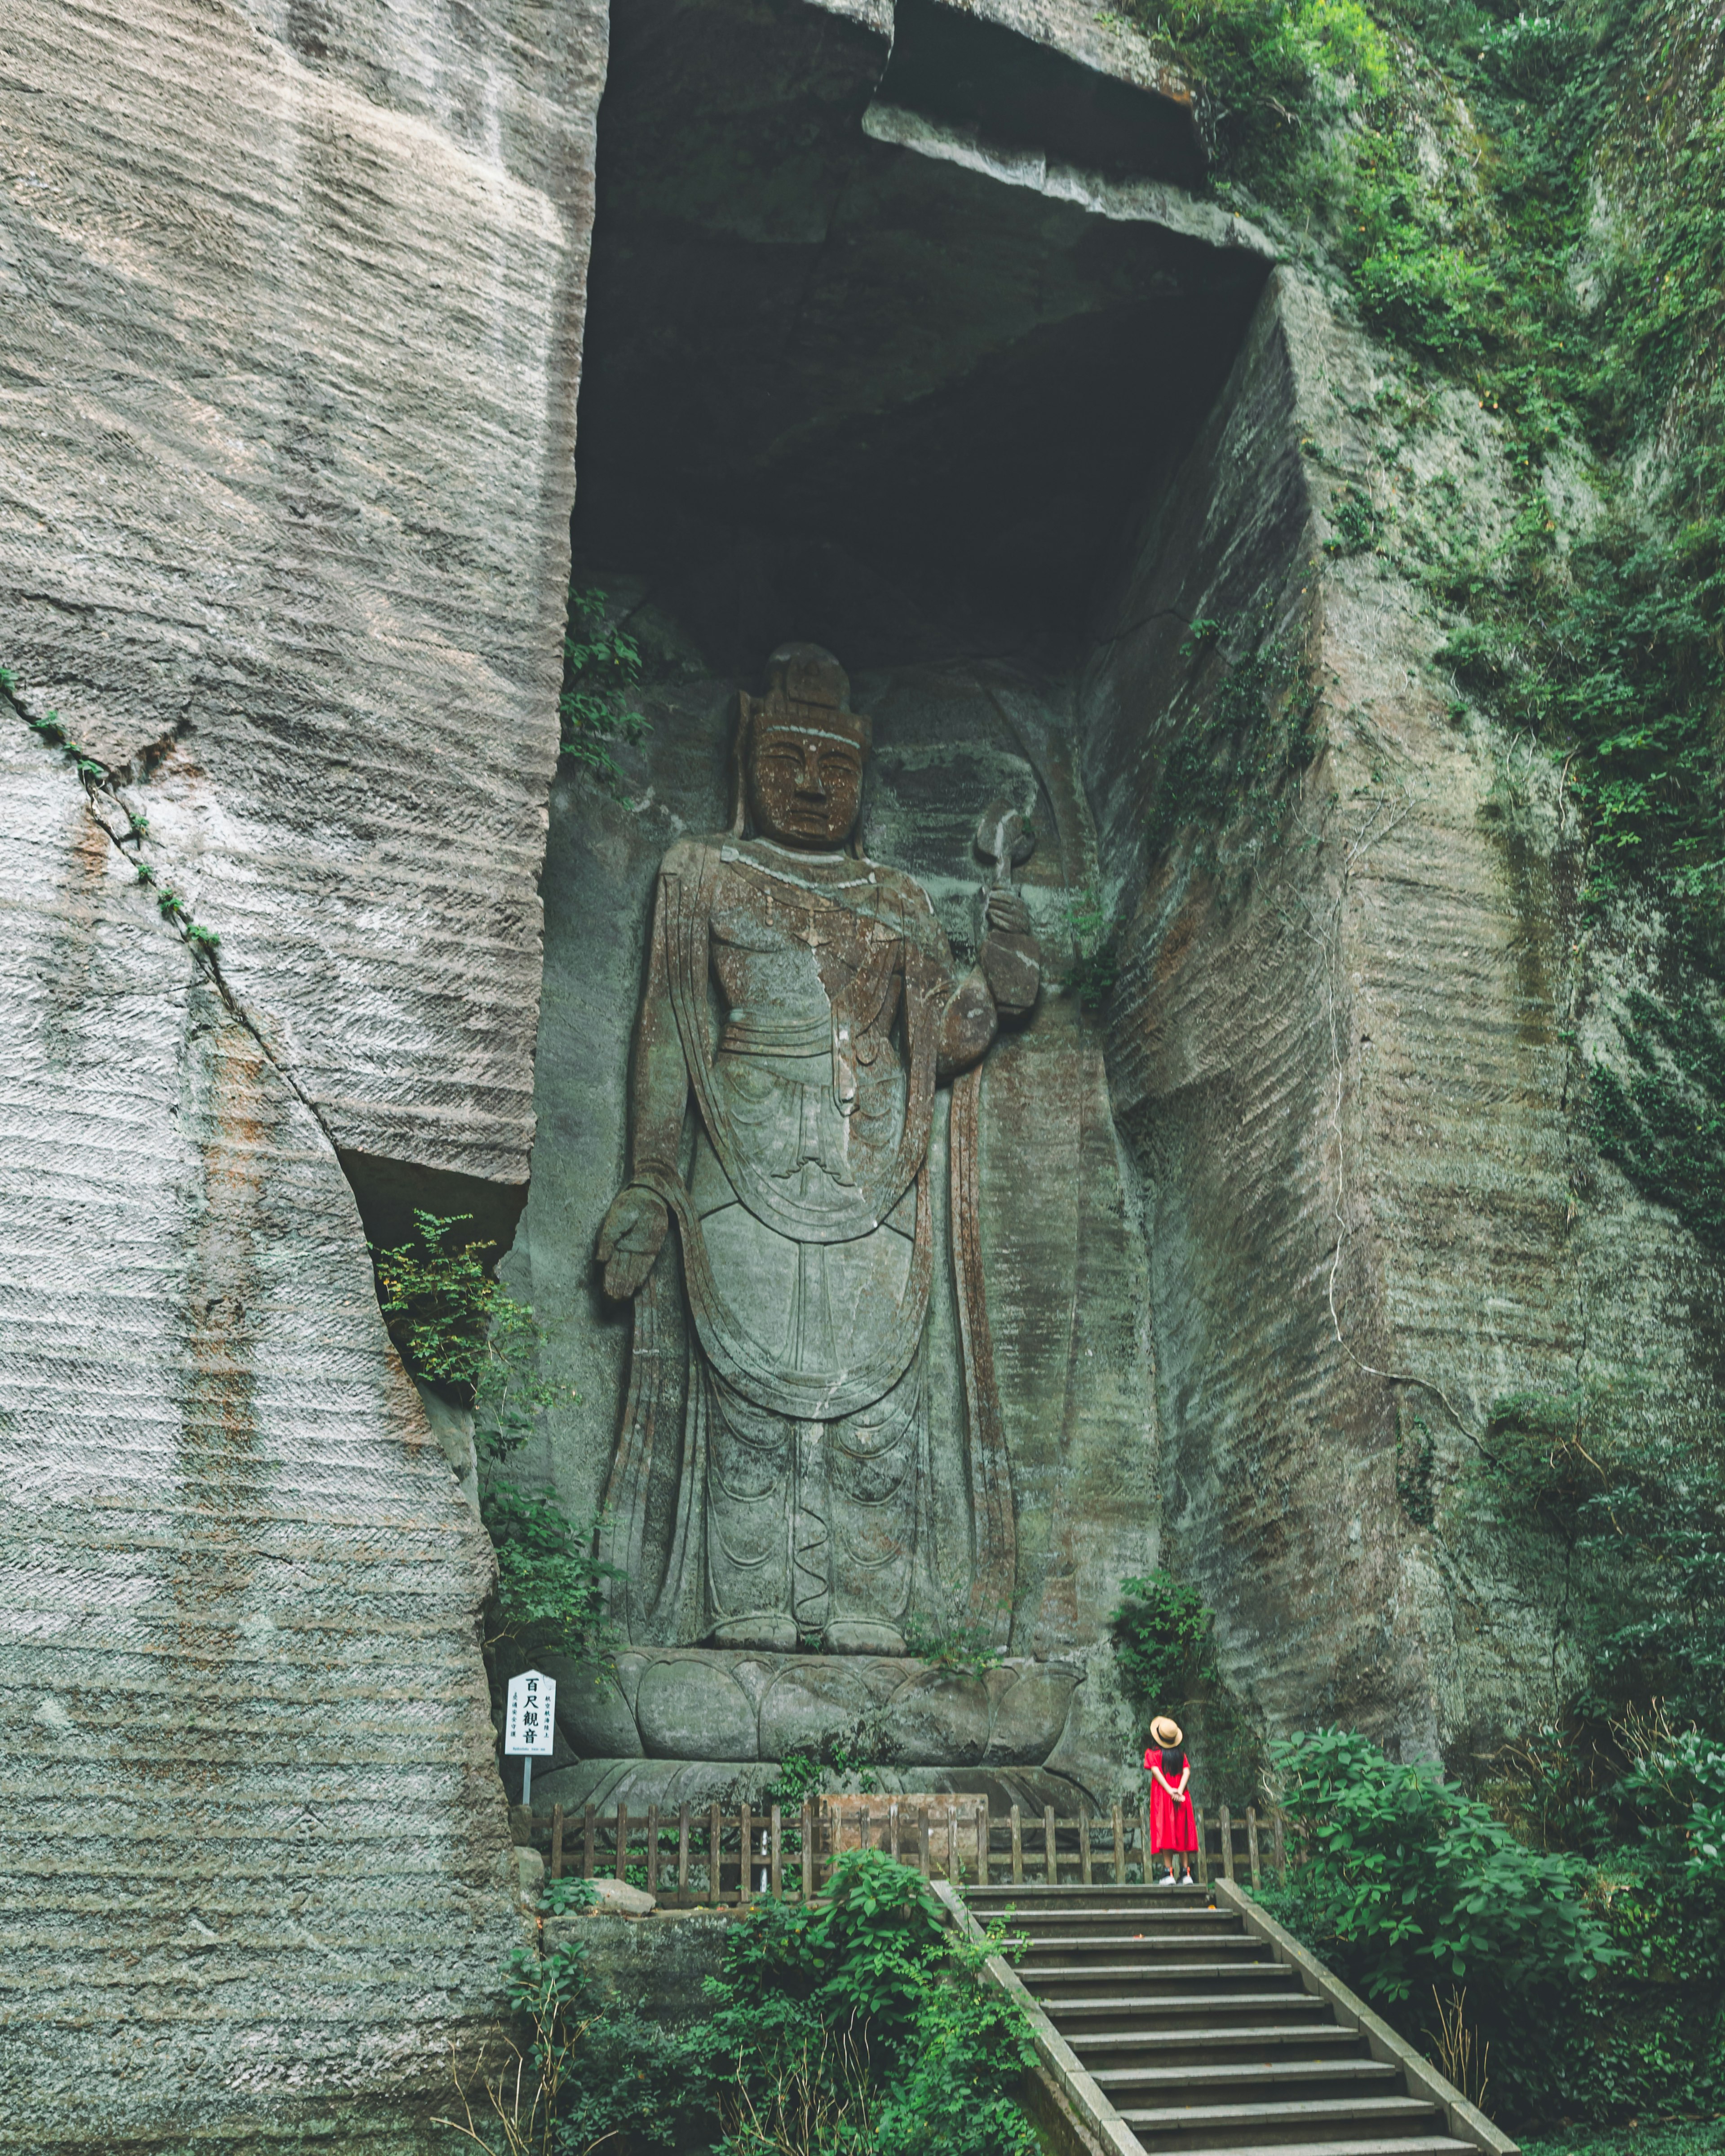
[960,1880,1504,2156]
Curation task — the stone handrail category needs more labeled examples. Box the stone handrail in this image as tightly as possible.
[1213,1878,1519,2156]
[931,1875,1148,2156]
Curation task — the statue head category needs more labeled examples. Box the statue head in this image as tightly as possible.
[736,644,871,851]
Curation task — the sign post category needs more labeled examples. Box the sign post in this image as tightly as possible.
[504,1668,557,1810]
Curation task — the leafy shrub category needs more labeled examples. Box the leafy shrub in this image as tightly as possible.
[374,1210,553,1459]
[473,1854,1039,2156]
[1616,1725,1725,1894]
[902,1604,1006,1678]
[480,1482,621,1662]
[1111,1571,1212,1710]
[1111,1570,1264,1802]
[1272,1727,1616,2006]
[373,1211,620,1698]
[561,586,650,793]
[704,1852,1036,2156]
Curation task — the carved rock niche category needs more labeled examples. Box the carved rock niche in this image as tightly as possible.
[509,0,1282,1811]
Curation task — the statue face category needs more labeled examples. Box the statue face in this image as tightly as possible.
[746,725,863,849]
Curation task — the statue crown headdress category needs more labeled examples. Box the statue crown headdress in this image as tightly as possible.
[732,643,871,841]
[742,642,871,757]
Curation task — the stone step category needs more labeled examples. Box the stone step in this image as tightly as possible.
[1015,1933,1265,1958]
[1030,1961,1293,1987]
[1150,2140,1471,2156]
[990,1908,1243,1930]
[1066,2024,1366,2063]
[971,1886,1215,1907]
[1042,1992,1330,2023]
[1122,2095,1442,2147]
[1093,2060,1405,2096]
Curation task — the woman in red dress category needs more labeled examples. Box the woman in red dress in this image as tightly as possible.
[1145,1713,1197,1885]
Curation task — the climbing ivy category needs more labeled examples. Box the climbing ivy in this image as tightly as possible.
[1,663,221,954]
[1462,1387,1725,1729]
[1149,612,1320,860]
[1592,990,1725,1252]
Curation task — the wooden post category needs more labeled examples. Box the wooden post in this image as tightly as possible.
[1220,1803,1234,1882]
[1142,1799,1155,1879]
[1111,1804,1124,1886]
[1010,1805,1023,1884]
[740,1801,753,1903]
[1272,1810,1286,1885]
[1079,1811,1092,1885]
[801,1802,814,1900]
[980,1796,991,1886]
[615,1802,629,1883]
[646,1804,661,1895]
[709,1802,721,1903]
[1194,1805,1209,1885]
[770,1803,782,1898]
[678,1804,690,1902]
[1247,1806,1261,1891]
[889,1799,899,1864]
[550,1804,565,1883]
[1043,1806,1057,1884]
[918,1811,930,1878]
[583,1807,595,1879]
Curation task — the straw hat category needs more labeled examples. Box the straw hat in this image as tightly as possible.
[1150,1714,1183,1748]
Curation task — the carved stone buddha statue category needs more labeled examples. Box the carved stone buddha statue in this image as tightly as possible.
[597,644,1039,1657]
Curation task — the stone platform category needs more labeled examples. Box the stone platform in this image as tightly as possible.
[535,1648,1089,1813]
[531,1754,1095,1816]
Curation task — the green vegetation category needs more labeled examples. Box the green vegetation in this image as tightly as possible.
[1522,2133,1725,2156]
[373,1211,618,1672]
[1268,1727,1725,2127]
[1063,884,1121,1010]
[2,663,221,954]
[1110,1570,1265,1801]
[902,1604,1007,1678]
[1150,612,1320,861]
[560,586,650,792]
[1131,0,1725,1221]
[1466,1386,1725,1732]
[1592,992,1725,1252]
[1270,1727,1617,2004]
[375,1210,553,1458]
[445,1851,1039,2156]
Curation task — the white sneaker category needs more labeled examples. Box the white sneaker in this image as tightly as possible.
[1180,1871,1194,1885]
[1157,1871,1176,1886]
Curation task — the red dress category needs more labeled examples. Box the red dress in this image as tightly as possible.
[1146,1747,1197,1852]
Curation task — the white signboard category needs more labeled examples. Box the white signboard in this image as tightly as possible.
[505,1669,557,1758]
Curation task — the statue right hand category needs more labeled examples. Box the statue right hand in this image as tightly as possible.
[597,1186,670,1300]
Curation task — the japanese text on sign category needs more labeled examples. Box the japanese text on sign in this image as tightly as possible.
[504,1669,557,1757]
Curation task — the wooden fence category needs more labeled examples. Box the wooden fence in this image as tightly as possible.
[515,1797,1288,1908]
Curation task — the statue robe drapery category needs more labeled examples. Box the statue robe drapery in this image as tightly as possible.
[600,834,1014,1649]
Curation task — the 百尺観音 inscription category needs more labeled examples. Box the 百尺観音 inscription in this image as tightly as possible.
[505,1669,557,1756]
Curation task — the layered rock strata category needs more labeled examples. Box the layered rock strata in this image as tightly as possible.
[0,0,605,2142]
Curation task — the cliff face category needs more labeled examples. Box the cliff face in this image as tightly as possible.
[2,0,1719,2134]
[1087,263,1724,1766]
[0,0,604,2141]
